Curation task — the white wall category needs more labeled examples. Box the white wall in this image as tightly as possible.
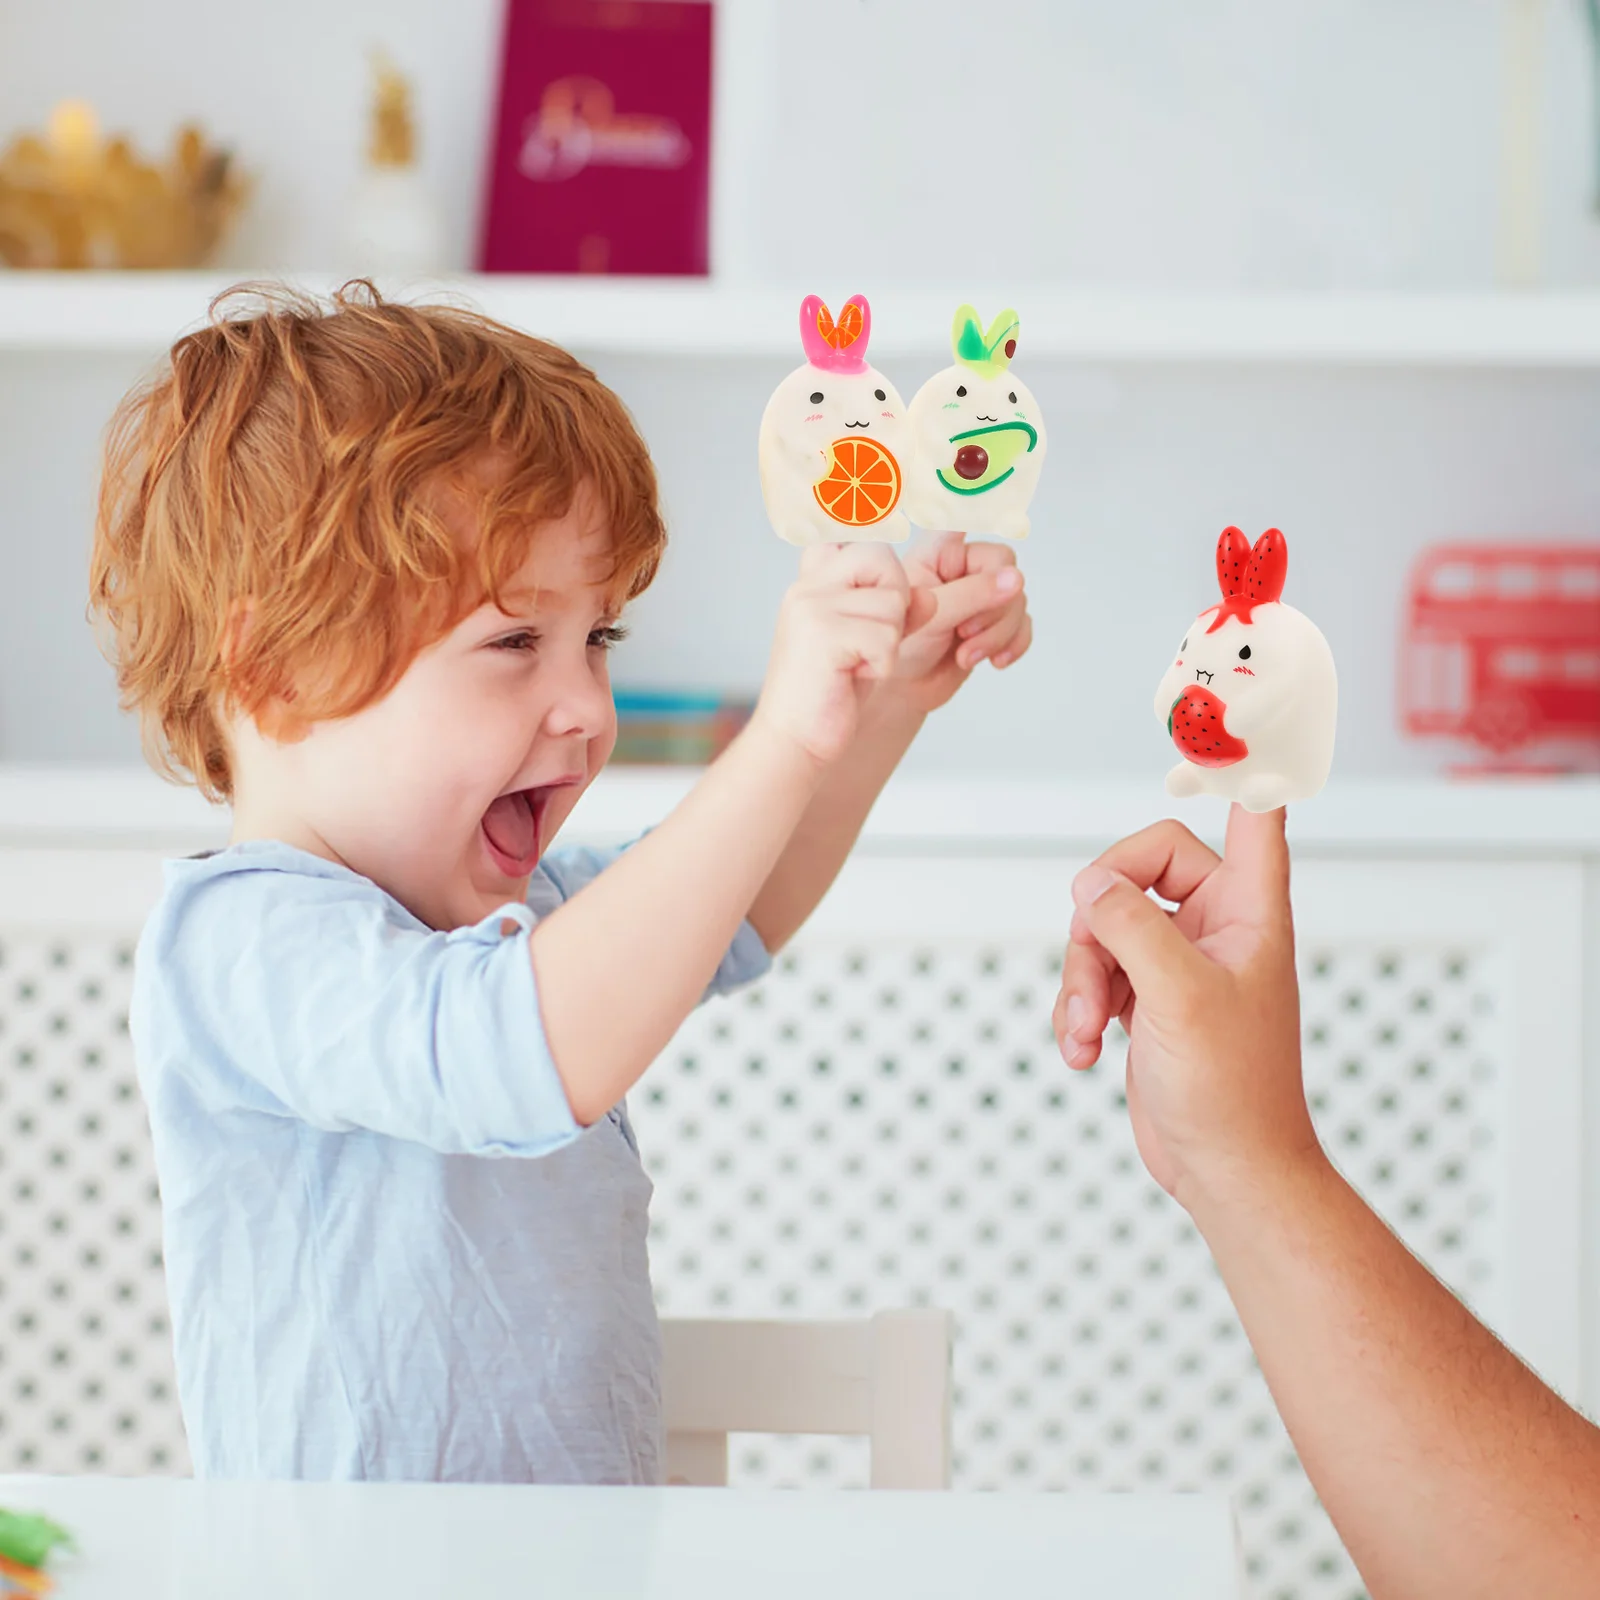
[1,1,1599,776]
[5,0,1599,287]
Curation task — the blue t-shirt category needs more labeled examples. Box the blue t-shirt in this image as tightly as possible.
[130,839,770,1482]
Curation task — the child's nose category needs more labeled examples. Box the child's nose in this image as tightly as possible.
[541,654,612,738]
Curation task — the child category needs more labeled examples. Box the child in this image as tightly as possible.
[1054,807,1600,1595]
[88,282,1030,1484]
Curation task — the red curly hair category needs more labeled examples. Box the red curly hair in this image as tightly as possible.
[89,280,665,801]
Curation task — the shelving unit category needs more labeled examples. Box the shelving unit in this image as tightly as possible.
[1,762,1597,855]
[7,271,1600,365]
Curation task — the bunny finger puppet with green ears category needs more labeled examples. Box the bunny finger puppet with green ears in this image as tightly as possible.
[904,304,1046,539]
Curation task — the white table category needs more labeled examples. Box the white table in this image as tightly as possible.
[0,1477,1241,1599]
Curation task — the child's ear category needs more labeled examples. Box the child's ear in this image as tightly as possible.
[219,599,304,742]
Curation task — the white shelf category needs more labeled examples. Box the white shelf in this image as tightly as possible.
[7,271,1600,366]
[0,764,1596,855]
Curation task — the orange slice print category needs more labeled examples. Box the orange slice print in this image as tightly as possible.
[813,436,902,525]
[815,300,864,351]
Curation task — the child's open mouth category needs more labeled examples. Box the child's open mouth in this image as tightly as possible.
[481,787,551,880]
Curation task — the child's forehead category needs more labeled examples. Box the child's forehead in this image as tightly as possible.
[470,551,618,631]
[439,467,624,613]
[496,521,621,606]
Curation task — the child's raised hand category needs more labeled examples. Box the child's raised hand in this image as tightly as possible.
[752,542,912,767]
[890,532,1031,713]
[1052,806,1317,1209]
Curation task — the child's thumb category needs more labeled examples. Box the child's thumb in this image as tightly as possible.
[1072,865,1208,1000]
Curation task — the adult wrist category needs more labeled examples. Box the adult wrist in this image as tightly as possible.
[1174,1135,1335,1239]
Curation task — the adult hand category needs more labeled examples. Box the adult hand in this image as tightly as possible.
[1052,805,1316,1207]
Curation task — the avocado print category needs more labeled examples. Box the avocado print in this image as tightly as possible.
[904,303,1047,539]
[936,419,1039,496]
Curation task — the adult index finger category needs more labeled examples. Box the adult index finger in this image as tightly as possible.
[1223,803,1291,916]
[1077,819,1223,912]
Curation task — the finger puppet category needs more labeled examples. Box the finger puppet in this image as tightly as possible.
[904,305,1045,539]
[758,294,910,544]
[1154,526,1337,812]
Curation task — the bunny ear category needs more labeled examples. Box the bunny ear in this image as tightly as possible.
[837,294,870,356]
[952,303,986,365]
[1246,528,1288,604]
[951,304,1021,375]
[799,293,871,373]
[982,309,1020,370]
[799,295,834,365]
[1216,526,1251,598]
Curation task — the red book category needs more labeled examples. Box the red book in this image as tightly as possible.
[479,0,714,276]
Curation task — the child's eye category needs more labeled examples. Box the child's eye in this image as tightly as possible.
[590,624,629,651]
[491,630,540,652]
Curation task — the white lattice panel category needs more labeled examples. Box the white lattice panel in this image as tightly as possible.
[0,845,1584,1600]
[0,931,190,1475]
[632,937,1503,1600]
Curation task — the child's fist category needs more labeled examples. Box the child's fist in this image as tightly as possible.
[753,542,911,766]
[889,532,1031,714]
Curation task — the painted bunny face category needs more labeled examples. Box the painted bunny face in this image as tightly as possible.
[1154,526,1338,811]
[758,294,911,544]
[1154,603,1308,727]
[764,360,906,469]
[910,365,1041,462]
[904,305,1045,540]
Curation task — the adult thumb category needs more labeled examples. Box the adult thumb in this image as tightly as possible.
[904,585,938,636]
[1072,866,1208,1000]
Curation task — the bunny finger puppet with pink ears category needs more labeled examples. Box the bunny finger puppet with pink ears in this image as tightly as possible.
[1154,526,1338,812]
[758,294,911,545]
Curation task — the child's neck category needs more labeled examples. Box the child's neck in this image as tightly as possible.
[227,726,344,865]
[228,795,342,864]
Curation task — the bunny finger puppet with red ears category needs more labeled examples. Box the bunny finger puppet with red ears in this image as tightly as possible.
[1154,526,1338,812]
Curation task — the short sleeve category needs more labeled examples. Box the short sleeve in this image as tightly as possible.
[142,859,578,1158]
[531,840,772,998]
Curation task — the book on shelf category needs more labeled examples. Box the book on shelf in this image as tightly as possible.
[611,687,751,765]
